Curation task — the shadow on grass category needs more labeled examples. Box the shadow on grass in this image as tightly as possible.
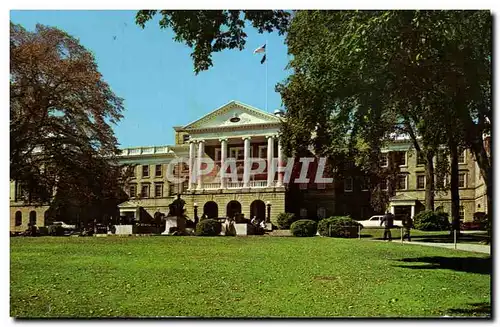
[395,256,491,275]
[410,233,489,244]
[446,302,491,317]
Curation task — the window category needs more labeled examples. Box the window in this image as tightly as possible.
[360,177,369,191]
[182,134,190,143]
[15,211,22,226]
[154,183,163,197]
[229,147,246,160]
[459,206,464,221]
[141,184,150,198]
[15,182,23,201]
[258,145,268,159]
[300,208,307,218]
[394,151,407,167]
[458,150,466,164]
[131,166,136,178]
[155,164,162,177]
[299,183,308,190]
[317,207,326,219]
[397,175,407,190]
[436,206,444,212]
[417,151,426,166]
[417,175,426,189]
[29,211,36,226]
[317,183,326,190]
[344,177,353,192]
[142,165,150,178]
[380,179,388,191]
[380,153,388,167]
[129,184,137,198]
[458,173,467,188]
[215,148,221,161]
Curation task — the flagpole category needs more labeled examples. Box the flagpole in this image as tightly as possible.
[265,39,268,113]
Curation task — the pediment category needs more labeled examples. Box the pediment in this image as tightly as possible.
[390,193,416,202]
[183,101,281,130]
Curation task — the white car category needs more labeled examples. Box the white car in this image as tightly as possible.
[52,221,76,229]
[359,215,402,228]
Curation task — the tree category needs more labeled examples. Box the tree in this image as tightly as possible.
[10,22,128,223]
[135,10,291,74]
[277,11,491,219]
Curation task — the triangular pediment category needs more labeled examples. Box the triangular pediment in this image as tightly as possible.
[183,101,282,129]
[390,193,417,202]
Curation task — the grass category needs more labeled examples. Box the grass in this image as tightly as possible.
[10,236,491,318]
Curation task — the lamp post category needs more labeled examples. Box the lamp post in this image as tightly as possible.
[193,202,198,223]
[266,201,271,223]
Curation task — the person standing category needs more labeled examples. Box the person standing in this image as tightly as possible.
[403,215,413,241]
[380,211,394,241]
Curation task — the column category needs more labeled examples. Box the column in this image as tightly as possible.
[266,135,275,187]
[188,141,196,190]
[390,205,395,215]
[243,137,251,188]
[277,137,284,187]
[410,205,415,219]
[220,138,228,189]
[197,140,205,190]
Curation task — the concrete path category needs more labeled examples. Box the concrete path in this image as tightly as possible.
[398,240,490,255]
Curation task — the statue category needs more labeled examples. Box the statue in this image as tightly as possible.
[163,194,190,235]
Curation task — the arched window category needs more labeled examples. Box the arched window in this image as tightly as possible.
[15,211,22,226]
[29,211,37,226]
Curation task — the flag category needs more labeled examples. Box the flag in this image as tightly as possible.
[253,44,266,54]
[260,54,266,64]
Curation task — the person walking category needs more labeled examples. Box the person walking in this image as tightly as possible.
[403,215,413,241]
[380,211,394,241]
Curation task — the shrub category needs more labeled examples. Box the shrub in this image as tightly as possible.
[276,212,296,230]
[414,210,451,231]
[318,216,362,238]
[195,219,222,236]
[290,219,317,237]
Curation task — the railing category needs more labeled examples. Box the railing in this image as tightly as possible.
[203,183,220,190]
[227,181,243,189]
[249,180,267,188]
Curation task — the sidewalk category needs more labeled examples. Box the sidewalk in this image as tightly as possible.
[399,240,490,255]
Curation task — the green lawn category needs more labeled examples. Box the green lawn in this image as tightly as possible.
[10,236,491,318]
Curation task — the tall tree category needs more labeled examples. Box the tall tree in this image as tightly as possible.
[278,11,491,218]
[135,10,291,74]
[10,22,127,222]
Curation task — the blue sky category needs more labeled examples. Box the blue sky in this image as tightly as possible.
[10,10,291,148]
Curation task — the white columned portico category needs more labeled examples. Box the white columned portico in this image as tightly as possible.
[188,141,196,190]
[220,138,228,189]
[243,136,251,188]
[277,138,284,187]
[266,135,275,187]
[197,140,205,190]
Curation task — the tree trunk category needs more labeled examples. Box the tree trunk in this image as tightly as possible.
[449,142,461,234]
[425,151,435,211]
[469,135,492,219]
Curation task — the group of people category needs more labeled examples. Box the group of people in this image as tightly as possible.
[380,211,413,242]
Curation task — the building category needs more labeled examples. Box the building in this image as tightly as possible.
[9,100,488,231]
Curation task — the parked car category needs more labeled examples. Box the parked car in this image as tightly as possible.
[52,221,76,229]
[358,215,402,228]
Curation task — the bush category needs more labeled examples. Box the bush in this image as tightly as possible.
[290,219,317,237]
[195,219,222,236]
[414,210,451,231]
[276,212,296,230]
[318,216,362,238]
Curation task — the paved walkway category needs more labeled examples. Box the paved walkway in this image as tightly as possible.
[399,240,490,255]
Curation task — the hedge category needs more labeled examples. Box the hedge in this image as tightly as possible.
[318,216,362,238]
[195,219,222,236]
[290,219,317,237]
[276,212,296,230]
[414,210,450,231]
